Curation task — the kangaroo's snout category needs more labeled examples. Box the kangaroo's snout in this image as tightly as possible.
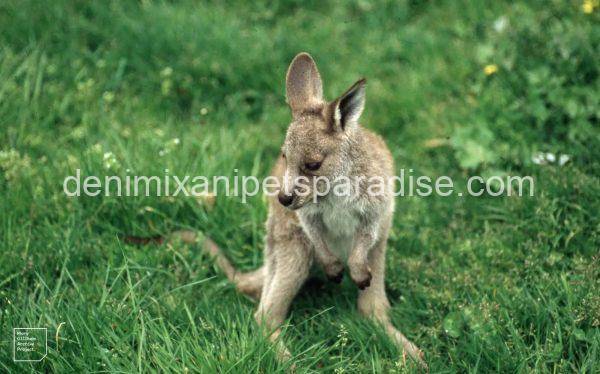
[277,191,294,207]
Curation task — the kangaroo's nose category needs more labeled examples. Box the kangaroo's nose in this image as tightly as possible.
[278,192,294,207]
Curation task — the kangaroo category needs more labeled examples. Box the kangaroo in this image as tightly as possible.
[155,52,426,368]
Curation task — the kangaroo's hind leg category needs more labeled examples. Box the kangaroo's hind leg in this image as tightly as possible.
[255,234,312,361]
[357,238,427,369]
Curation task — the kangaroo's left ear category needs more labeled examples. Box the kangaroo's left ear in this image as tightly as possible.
[286,52,323,113]
[331,78,366,131]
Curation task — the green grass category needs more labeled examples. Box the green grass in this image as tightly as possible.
[1,0,599,372]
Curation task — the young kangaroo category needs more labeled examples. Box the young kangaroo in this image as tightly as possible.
[172,52,425,367]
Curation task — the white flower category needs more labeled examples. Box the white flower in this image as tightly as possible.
[103,152,119,170]
[532,152,546,165]
[532,152,570,166]
[493,16,508,33]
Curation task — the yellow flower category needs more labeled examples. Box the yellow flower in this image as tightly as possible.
[484,64,499,76]
[582,0,595,14]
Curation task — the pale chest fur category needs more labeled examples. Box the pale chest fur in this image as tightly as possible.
[321,200,360,238]
[321,210,358,260]
[303,195,367,261]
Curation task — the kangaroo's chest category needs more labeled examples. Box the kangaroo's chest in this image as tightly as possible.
[319,199,361,260]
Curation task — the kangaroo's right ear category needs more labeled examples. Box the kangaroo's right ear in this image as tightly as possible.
[286,52,323,112]
[330,78,366,132]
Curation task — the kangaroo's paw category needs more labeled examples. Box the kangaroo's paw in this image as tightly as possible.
[324,260,345,283]
[350,265,372,290]
[326,267,344,283]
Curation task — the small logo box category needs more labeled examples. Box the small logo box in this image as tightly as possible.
[13,328,48,362]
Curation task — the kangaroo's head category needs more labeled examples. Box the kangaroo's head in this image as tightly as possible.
[278,52,366,209]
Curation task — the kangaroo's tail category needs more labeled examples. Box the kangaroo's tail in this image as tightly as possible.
[123,230,264,300]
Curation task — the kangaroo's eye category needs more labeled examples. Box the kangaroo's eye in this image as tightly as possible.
[305,161,322,171]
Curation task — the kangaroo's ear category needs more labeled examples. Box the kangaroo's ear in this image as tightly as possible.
[286,52,323,112]
[331,78,366,131]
